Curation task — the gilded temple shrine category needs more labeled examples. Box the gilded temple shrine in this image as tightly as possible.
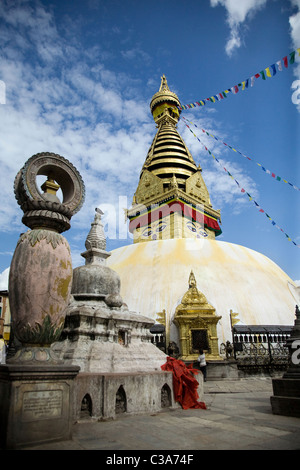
[174,271,222,361]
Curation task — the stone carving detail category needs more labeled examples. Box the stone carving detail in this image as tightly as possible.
[85,208,106,251]
[16,229,70,251]
[134,170,164,204]
[14,152,85,233]
[185,171,211,206]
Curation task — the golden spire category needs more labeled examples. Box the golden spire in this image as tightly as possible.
[150,75,181,123]
[127,76,222,243]
[139,75,197,191]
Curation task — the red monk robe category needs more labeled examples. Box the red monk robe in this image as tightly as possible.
[161,356,206,410]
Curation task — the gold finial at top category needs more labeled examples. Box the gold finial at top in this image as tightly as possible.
[41,175,60,196]
[188,270,197,289]
[150,74,181,116]
[159,74,170,92]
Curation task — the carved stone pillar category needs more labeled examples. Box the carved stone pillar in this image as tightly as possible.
[8,152,85,363]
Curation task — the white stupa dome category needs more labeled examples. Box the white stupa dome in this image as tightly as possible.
[107,238,298,347]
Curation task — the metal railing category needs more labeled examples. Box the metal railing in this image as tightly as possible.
[220,325,292,370]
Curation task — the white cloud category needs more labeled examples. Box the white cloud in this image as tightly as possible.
[0,1,154,240]
[121,47,151,65]
[210,0,268,56]
[289,0,300,84]
[211,0,300,59]
[290,1,300,47]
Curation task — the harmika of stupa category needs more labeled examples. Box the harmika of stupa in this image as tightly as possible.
[107,75,299,362]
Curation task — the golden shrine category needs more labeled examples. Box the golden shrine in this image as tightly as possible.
[174,271,222,361]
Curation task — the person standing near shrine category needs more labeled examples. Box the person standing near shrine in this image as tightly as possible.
[197,349,207,382]
[0,334,6,364]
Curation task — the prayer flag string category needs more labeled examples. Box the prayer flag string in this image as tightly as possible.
[178,49,300,110]
[181,116,300,192]
[183,120,300,248]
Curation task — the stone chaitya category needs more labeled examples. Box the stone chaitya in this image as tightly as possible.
[54,208,168,373]
[53,208,178,421]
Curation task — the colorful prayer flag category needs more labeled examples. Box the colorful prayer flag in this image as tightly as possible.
[290,51,295,64]
[178,49,298,110]
[271,64,277,76]
[182,118,300,248]
[266,67,272,77]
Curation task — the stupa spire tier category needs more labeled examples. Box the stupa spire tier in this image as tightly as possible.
[127,75,222,243]
[141,120,198,190]
[150,75,181,122]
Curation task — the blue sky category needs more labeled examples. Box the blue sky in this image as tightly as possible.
[0,0,299,289]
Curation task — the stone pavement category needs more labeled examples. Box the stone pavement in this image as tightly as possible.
[19,376,300,451]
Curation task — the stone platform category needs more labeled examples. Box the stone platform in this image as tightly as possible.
[0,363,79,449]
[74,370,178,422]
[18,377,300,451]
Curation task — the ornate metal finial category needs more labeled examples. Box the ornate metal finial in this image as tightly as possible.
[40,174,60,202]
[150,74,181,116]
[188,270,197,289]
[159,74,170,92]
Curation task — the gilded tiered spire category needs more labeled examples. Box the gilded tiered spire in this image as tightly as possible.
[150,75,181,122]
[127,75,222,243]
[143,75,196,190]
